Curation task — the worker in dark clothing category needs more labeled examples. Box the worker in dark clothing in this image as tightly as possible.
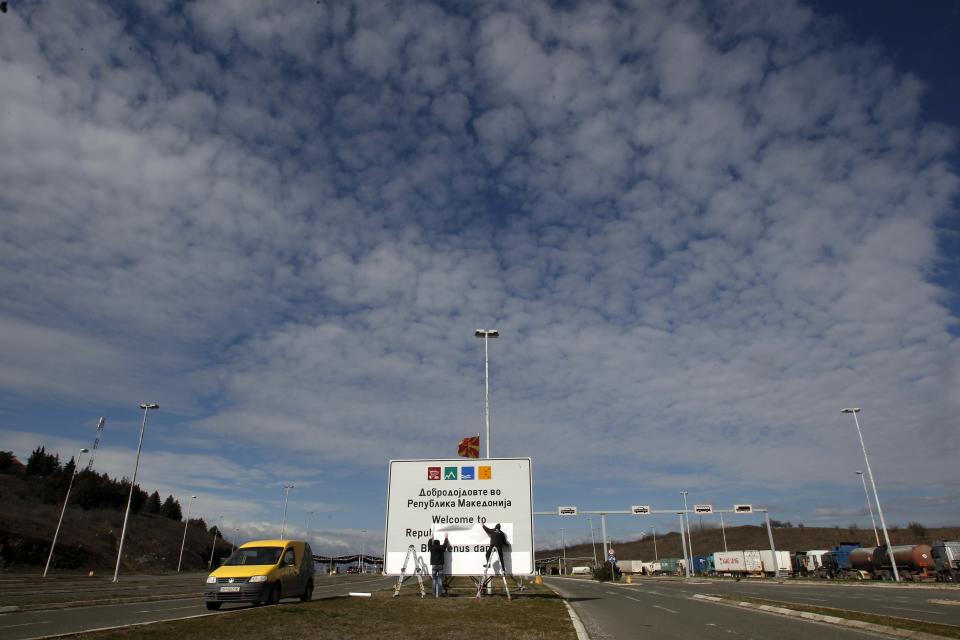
[482,523,510,569]
[427,530,452,597]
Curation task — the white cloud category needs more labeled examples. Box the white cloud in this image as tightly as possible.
[0,0,957,539]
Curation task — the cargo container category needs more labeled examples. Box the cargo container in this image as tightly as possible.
[932,541,960,582]
[759,550,792,576]
[618,560,645,574]
[657,557,683,575]
[743,550,763,575]
[713,551,746,575]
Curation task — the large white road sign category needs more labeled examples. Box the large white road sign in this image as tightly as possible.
[384,458,534,576]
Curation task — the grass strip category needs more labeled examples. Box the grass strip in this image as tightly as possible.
[58,579,577,640]
[713,594,960,639]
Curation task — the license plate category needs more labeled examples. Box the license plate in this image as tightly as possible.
[220,586,241,592]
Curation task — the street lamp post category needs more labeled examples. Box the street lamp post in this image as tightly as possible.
[231,528,239,553]
[651,526,658,561]
[305,511,315,545]
[474,329,499,459]
[177,495,198,573]
[718,511,728,552]
[843,408,898,581]
[680,491,692,578]
[209,515,223,570]
[280,484,295,540]
[856,471,881,546]
[44,448,89,577]
[560,528,567,575]
[360,529,366,573]
[587,517,598,567]
[113,403,159,583]
[678,512,688,577]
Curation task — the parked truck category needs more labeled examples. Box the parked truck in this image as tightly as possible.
[932,541,960,582]
[618,560,646,574]
[759,550,792,576]
[851,545,937,581]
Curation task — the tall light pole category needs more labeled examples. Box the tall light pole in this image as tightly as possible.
[209,515,223,570]
[177,495,198,573]
[587,517,598,567]
[650,526,658,561]
[856,471,881,546]
[44,448,89,577]
[474,329,499,459]
[231,528,239,553]
[113,403,159,583]
[843,408,898,581]
[677,512,688,577]
[718,512,728,552]
[560,528,567,575]
[360,529,366,573]
[680,491,692,578]
[280,484,295,540]
[305,511,315,544]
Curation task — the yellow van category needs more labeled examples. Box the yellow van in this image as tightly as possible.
[204,540,314,609]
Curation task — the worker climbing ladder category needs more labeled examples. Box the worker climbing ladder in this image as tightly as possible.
[393,544,428,598]
[475,545,511,601]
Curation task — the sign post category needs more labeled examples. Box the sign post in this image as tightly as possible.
[384,458,534,576]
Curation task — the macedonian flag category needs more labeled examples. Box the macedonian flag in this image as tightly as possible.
[458,434,480,458]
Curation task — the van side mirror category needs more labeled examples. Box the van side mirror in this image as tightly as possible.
[284,552,295,566]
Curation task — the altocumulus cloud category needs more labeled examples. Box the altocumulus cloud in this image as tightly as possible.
[1,0,958,536]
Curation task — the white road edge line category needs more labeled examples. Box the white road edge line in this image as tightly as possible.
[653,604,677,614]
[0,621,51,630]
[625,596,642,603]
[134,604,200,613]
[562,599,590,640]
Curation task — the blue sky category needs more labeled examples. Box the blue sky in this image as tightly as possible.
[1,1,958,557]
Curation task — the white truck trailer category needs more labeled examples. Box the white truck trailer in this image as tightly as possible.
[759,550,792,575]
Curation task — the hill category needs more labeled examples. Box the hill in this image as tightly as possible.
[0,459,233,574]
[537,523,960,564]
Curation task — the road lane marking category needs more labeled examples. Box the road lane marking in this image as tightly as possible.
[885,606,944,615]
[625,596,642,603]
[0,621,50,629]
[606,591,618,595]
[792,596,827,602]
[653,604,677,613]
[136,604,201,613]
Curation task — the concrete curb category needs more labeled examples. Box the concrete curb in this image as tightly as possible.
[692,594,954,640]
[542,581,590,640]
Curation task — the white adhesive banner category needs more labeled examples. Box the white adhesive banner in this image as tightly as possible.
[384,458,534,575]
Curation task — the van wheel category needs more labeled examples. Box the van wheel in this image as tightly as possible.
[300,580,314,602]
[265,583,281,605]
[205,602,221,610]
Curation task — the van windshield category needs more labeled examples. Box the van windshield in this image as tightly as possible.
[222,547,283,566]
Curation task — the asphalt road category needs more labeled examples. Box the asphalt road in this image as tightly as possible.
[0,574,395,640]
[674,578,960,625]
[545,577,949,640]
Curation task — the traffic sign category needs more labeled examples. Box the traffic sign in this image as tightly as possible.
[631,505,651,515]
[558,506,578,516]
[734,504,753,514]
[694,504,713,514]
[608,555,617,564]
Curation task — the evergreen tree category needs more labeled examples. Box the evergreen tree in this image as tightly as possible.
[0,450,20,473]
[160,495,182,520]
[145,490,162,514]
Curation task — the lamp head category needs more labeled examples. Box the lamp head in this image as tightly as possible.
[80,448,89,453]
[474,329,500,338]
[841,407,860,414]
[140,403,159,410]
